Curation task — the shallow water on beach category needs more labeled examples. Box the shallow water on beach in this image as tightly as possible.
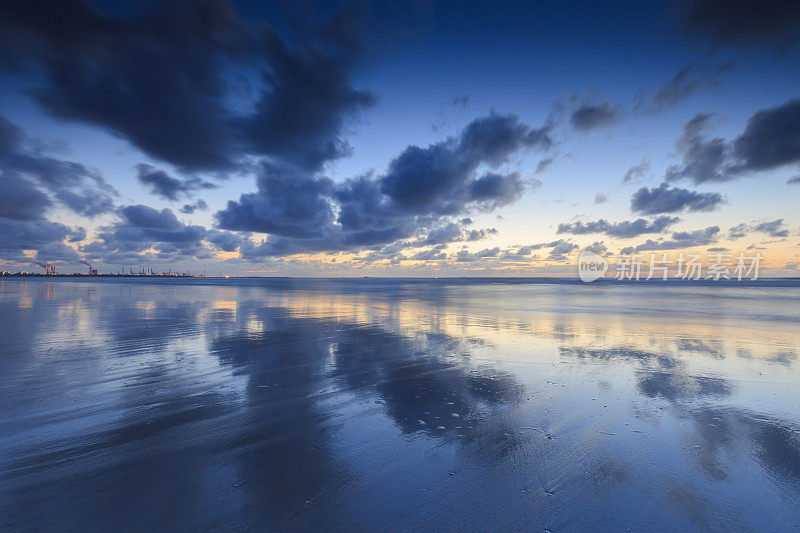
[1,278,799,531]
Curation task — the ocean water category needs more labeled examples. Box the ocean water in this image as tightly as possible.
[0,277,798,531]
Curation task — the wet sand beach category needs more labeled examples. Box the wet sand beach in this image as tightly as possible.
[1,278,799,531]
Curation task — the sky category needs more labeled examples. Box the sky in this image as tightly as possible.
[0,0,799,276]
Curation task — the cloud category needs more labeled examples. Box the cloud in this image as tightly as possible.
[645,57,736,112]
[180,200,209,214]
[535,155,556,173]
[205,230,242,253]
[235,15,376,172]
[548,240,579,260]
[0,217,74,263]
[457,239,577,262]
[570,102,621,132]
[753,219,790,238]
[728,223,748,239]
[728,219,790,239]
[0,111,23,157]
[410,247,448,261]
[583,241,608,255]
[0,173,52,221]
[455,247,501,262]
[557,216,679,238]
[216,162,335,238]
[68,227,86,243]
[667,100,800,183]
[410,221,496,247]
[0,112,117,217]
[594,193,608,204]
[220,112,550,257]
[620,226,720,253]
[788,175,800,185]
[665,113,729,183]
[448,95,470,108]
[680,0,800,50]
[622,158,650,183]
[730,99,800,173]
[630,183,723,214]
[379,112,548,213]
[135,164,215,201]
[0,1,374,172]
[82,204,237,262]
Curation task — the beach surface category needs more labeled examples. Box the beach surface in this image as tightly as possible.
[1,277,799,531]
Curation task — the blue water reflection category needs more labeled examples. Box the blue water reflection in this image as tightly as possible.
[0,278,798,531]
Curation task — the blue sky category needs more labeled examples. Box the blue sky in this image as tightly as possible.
[0,0,799,275]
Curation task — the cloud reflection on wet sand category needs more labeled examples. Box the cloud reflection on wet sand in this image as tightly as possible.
[0,278,798,531]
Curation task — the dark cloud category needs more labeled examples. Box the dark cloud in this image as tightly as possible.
[730,99,800,173]
[135,164,214,201]
[753,219,790,238]
[631,183,723,214]
[620,226,720,253]
[380,112,547,213]
[0,0,374,172]
[646,58,736,112]
[500,239,578,261]
[0,218,74,263]
[82,204,227,262]
[410,221,496,247]
[236,15,376,171]
[728,223,748,239]
[410,247,448,261]
[455,247,501,262]
[668,100,800,183]
[548,240,579,260]
[680,0,800,50]
[570,102,621,132]
[535,155,556,174]
[558,216,679,238]
[456,240,580,263]
[728,219,790,239]
[584,241,608,255]
[120,205,184,231]
[220,112,550,257]
[466,227,498,241]
[0,111,117,217]
[205,230,242,252]
[788,175,800,185]
[0,113,93,263]
[448,95,470,108]
[594,193,608,204]
[0,173,52,221]
[216,162,335,238]
[0,111,23,156]
[467,172,526,210]
[4,153,116,216]
[622,158,650,183]
[666,113,728,183]
[68,226,86,243]
[180,199,209,214]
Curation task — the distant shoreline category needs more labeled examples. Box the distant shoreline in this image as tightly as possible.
[2,274,799,285]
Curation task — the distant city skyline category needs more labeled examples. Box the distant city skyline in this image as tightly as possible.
[1,0,799,276]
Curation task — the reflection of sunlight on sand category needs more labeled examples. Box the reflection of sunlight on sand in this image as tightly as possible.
[254,285,800,364]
